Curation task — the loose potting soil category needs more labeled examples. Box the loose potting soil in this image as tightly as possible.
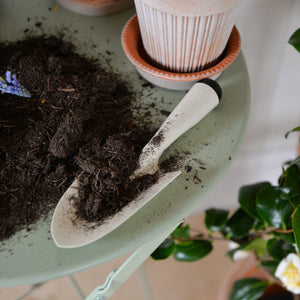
[0,35,162,241]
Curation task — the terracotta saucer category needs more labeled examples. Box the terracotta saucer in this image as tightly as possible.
[121,15,241,90]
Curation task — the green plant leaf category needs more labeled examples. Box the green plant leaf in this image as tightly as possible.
[171,224,190,239]
[222,208,255,239]
[280,157,300,184]
[288,28,300,52]
[284,156,300,169]
[288,196,300,209]
[229,278,268,300]
[281,164,300,200]
[173,240,212,262]
[151,238,175,260]
[253,219,267,231]
[242,238,267,258]
[285,126,300,139]
[266,237,295,261]
[238,182,271,220]
[205,208,229,232]
[260,260,279,274]
[256,185,294,229]
[273,231,296,244]
[227,238,266,260]
[292,206,300,253]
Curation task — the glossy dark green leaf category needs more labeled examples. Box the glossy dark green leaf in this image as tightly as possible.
[256,185,294,229]
[229,278,268,300]
[285,156,300,169]
[205,208,229,232]
[288,28,300,52]
[260,260,279,274]
[173,240,212,262]
[266,237,295,261]
[242,238,267,258]
[288,196,300,209]
[281,164,300,200]
[238,182,271,220]
[273,231,296,244]
[292,206,300,253]
[222,208,255,239]
[171,224,190,239]
[253,219,267,231]
[151,238,175,260]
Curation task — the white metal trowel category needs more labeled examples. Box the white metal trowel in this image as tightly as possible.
[51,79,222,248]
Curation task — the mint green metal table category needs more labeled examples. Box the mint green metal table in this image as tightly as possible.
[0,1,250,299]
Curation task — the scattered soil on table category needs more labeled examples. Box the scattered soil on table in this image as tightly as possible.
[0,35,163,241]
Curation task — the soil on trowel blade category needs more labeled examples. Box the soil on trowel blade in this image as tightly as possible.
[0,36,160,241]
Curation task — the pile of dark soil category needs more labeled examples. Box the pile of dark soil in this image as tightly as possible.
[0,35,160,241]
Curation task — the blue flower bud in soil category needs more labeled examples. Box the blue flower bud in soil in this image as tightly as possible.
[5,71,12,83]
[0,71,31,98]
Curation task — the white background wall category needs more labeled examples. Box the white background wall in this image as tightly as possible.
[196,0,300,211]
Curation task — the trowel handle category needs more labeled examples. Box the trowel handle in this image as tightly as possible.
[139,79,222,172]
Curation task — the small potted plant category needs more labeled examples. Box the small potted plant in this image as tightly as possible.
[133,0,242,73]
[150,29,300,300]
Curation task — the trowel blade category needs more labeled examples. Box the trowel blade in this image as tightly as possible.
[51,171,181,248]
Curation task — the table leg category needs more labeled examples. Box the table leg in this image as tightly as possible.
[85,220,182,300]
[15,282,45,300]
[138,264,152,300]
[68,275,86,299]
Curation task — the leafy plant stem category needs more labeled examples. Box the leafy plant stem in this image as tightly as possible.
[274,228,294,234]
[173,225,294,245]
[251,227,294,238]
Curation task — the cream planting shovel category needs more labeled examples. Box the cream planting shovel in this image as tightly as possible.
[51,79,222,248]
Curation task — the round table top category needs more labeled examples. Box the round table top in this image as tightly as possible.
[0,0,250,288]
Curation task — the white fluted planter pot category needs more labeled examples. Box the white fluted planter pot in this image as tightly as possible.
[134,0,242,73]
